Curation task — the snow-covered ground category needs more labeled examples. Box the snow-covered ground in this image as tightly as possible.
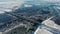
[34,17,60,34]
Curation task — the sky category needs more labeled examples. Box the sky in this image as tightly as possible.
[0,0,60,10]
[0,0,25,10]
